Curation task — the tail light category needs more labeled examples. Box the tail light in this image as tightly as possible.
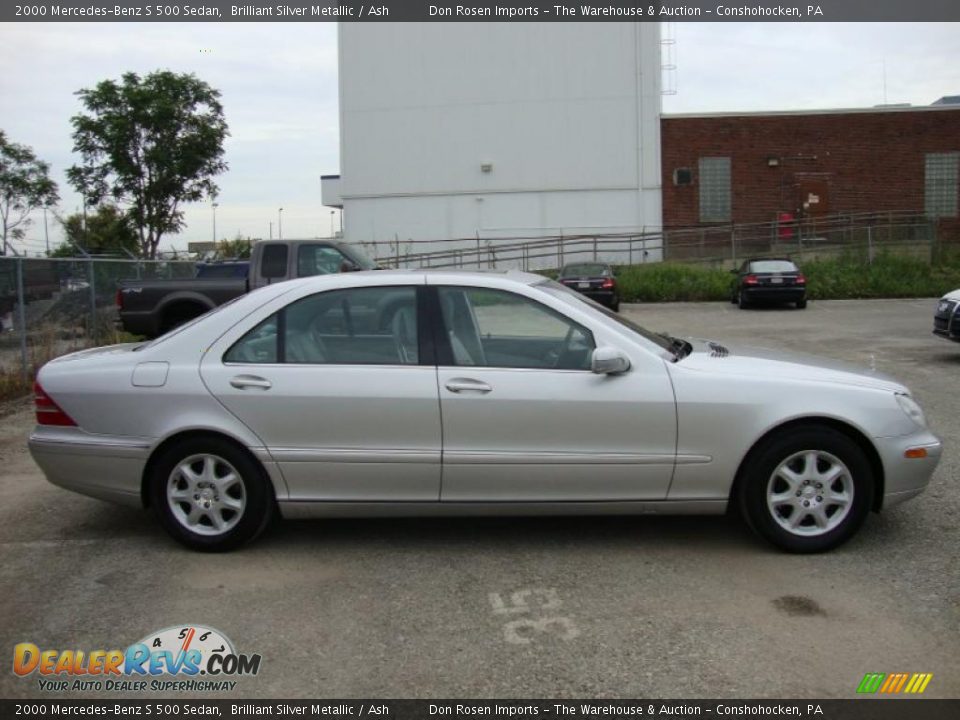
[796,274,807,285]
[601,278,616,289]
[115,289,124,310]
[34,381,77,427]
[744,275,759,285]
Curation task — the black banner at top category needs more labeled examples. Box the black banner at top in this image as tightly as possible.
[2,0,960,23]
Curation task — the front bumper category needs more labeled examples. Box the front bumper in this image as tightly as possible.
[28,426,151,507]
[875,430,943,509]
[933,301,960,341]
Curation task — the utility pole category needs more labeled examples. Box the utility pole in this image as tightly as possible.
[278,207,284,241]
[43,207,50,255]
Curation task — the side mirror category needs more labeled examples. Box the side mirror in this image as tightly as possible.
[591,346,631,375]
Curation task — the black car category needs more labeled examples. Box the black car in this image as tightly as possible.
[731,258,807,309]
[557,261,620,311]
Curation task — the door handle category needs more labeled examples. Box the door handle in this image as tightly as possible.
[445,378,492,394]
[230,374,272,390]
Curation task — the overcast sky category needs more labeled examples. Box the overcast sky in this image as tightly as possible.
[1,21,958,256]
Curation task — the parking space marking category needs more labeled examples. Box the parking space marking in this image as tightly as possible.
[489,587,580,645]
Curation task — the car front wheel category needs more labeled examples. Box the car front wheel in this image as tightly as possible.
[738,426,874,553]
[149,437,274,552]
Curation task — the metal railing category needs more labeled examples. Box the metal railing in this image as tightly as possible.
[368,211,940,271]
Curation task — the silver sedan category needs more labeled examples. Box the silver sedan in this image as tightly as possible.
[29,270,942,552]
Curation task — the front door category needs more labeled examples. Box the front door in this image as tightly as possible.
[432,285,677,502]
[200,284,441,502]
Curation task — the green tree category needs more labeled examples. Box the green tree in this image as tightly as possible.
[215,233,252,259]
[51,204,139,257]
[67,71,228,259]
[0,130,59,256]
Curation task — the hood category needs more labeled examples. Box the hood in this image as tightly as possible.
[677,338,906,393]
[942,289,960,302]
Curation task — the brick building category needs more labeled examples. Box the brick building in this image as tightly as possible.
[660,106,960,238]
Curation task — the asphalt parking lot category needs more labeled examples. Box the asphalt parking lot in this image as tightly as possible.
[0,298,957,699]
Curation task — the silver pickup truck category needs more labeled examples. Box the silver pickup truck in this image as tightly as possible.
[117,239,379,338]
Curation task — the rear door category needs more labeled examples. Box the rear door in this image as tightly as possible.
[431,284,676,502]
[199,283,441,502]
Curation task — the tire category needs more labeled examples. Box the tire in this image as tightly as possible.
[148,436,275,552]
[737,425,874,553]
[796,298,808,309]
[610,299,621,313]
[737,290,749,309]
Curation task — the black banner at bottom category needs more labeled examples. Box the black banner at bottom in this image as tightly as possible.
[1,700,958,720]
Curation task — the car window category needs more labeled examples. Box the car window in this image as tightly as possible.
[297,245,350,277]
[223,315,279,363]
[749,260,798,273]
[562,263,608,277]
[438,287,594,370]
[225,286,418,365]
[260,244,288,279]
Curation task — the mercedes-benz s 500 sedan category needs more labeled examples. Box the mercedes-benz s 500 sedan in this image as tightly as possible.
[29,271,941,552]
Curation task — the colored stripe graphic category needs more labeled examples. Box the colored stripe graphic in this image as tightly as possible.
[857,672,932,694]
[857,673,885,693]
[905,673,934,694]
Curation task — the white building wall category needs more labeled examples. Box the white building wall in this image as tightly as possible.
[334,22,663,267]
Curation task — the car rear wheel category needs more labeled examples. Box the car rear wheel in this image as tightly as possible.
[149,437,274,552]
[796,298,808,309]
[738,426,873,553]
[737,290,749,309]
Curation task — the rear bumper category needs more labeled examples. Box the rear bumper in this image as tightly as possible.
[579,289,617,305]
[742,286,805,302]
[28,427,150,507]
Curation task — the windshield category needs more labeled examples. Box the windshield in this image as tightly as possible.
[749,260,798,273]
[560,263,609,277]
[538,280,675,355]
[341,243,380,270]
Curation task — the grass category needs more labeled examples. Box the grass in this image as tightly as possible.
[613,252,960,304]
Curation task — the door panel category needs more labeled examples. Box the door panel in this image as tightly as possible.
[200,285,441,502]
[434,286,676,501]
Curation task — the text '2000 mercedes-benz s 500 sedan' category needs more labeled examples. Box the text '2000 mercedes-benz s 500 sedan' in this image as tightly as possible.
[29,271,942,552]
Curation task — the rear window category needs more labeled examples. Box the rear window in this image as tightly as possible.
[749,260,798,273]
[561,263,609,277]
[260,244,289,279]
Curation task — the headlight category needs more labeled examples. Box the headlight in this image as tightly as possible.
[896,393,927,428]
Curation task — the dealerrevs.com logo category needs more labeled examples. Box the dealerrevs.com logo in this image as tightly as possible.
[13,625,262,693]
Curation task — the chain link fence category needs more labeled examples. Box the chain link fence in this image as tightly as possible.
[0,257,195,397]
[0,211,953,399]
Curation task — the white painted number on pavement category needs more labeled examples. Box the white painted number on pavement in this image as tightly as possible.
[489,587,580,645]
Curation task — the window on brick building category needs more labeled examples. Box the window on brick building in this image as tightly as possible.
[925,152,959,218]
[699,157,731,222]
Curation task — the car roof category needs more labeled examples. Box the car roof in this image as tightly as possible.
[256,268,549,293]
